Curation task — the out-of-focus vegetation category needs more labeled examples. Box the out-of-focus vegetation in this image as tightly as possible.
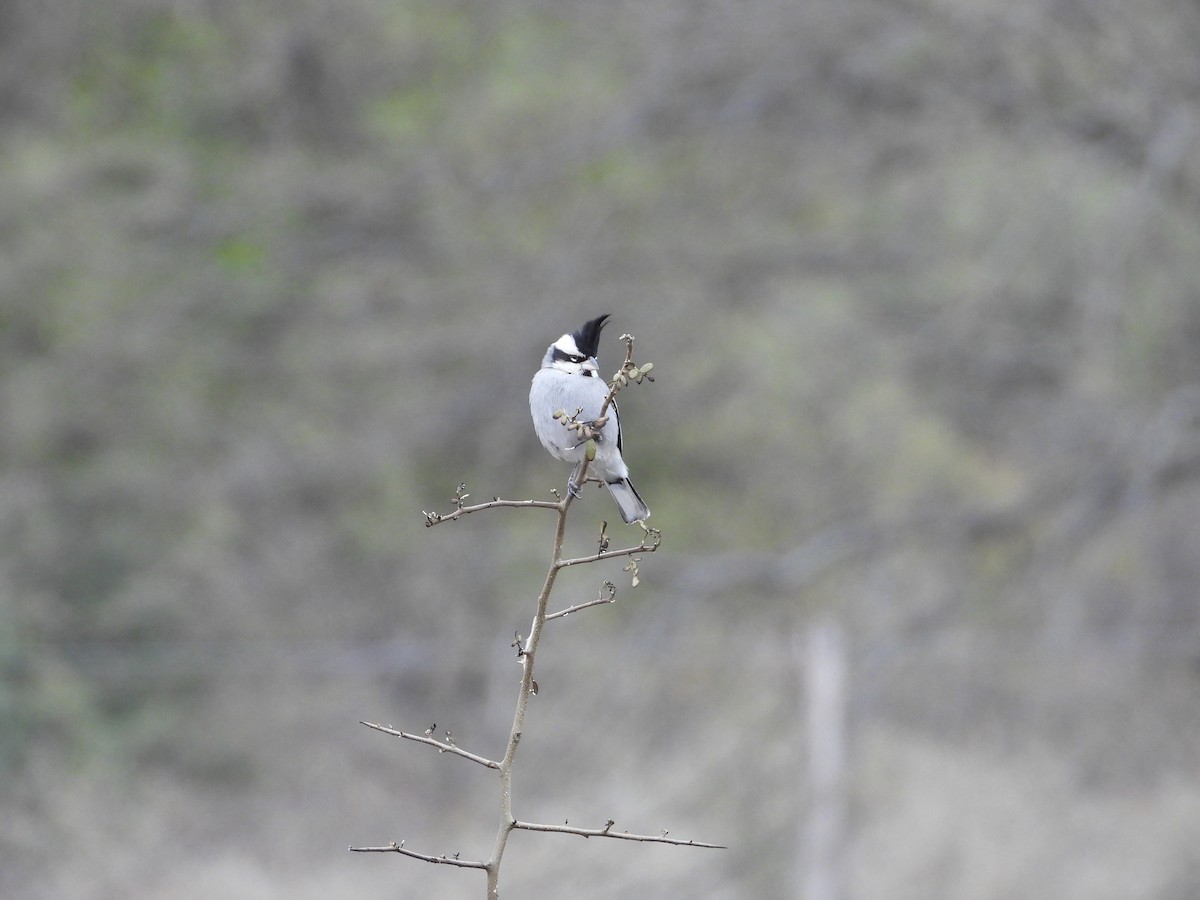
[3,0,1200,897]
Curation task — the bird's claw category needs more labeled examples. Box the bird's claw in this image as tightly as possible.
[567,479,584,499]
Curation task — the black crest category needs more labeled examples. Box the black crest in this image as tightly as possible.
[572,314,610,358]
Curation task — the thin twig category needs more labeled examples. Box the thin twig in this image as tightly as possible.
[359,721,500,769]
[556,540,658,569]
[546,596,616,621]
[425,498,561,527]
[348,842,488,868]
[513,820,726,849]
[597,334,638,421]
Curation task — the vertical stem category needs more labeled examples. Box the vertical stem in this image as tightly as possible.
[480,340,628,895]
[484,472,582,898]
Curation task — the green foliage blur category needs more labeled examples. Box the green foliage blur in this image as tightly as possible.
[3,0,1200,897]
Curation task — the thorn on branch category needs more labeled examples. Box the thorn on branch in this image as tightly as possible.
[360,720,500,769]
[510,818,725,849]
[348,840,488,868]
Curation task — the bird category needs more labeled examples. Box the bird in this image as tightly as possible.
[529,314,650,524]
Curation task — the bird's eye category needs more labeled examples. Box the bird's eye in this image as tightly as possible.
[570,355,585,363]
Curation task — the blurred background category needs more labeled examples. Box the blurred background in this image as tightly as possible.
[3,0,1200,897]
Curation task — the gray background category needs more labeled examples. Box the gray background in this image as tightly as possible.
[3,1,1200,897]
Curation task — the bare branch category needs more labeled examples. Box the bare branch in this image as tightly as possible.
[424,497,561,527]
[556,537,659,569]
[544,596,613,620]
[546,581,618,621]
[513,820,726,849]
[348,841,488,869]
[359,721,500,770]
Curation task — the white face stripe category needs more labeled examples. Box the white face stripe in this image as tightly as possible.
[546,332,599,375]
[552,334,582,356]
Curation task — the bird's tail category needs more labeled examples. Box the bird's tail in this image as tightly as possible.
[606,478,650,524]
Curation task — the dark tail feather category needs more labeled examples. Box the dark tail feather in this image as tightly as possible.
[606,478,650,524]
